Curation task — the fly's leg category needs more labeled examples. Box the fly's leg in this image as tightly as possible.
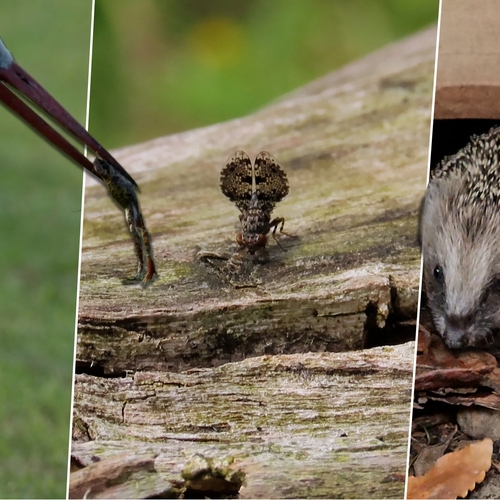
[135,208,156,283]
[126,205,145,280]
[269,217,286,251]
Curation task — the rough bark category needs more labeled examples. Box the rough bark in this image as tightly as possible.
[73,346,414,499]
[72,27,436,498]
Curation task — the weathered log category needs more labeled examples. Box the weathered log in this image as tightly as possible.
[72,27,436,498]
[72,346,414,499]
[68,453,180,499]
[77,27,434,373]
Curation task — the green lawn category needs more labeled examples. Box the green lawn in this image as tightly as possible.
[0,2,90,497]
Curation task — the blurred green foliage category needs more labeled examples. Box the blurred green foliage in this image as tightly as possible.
[92,0,438,148]
[0,1,90,497]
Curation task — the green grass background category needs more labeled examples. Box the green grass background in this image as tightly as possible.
[0,0,438,498]
[91,0,438,147]
[0,1,90,497]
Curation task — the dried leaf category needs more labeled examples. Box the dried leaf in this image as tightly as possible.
[417,324,432,354]
[407,438,493,499]
[482,367,500,392]
[425,392,500,411]
[415,334,497,391]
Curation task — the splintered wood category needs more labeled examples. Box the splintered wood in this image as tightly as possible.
[73,348,414,499]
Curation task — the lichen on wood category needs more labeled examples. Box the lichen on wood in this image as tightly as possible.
[73,346,415,498]
[72,27,436,498]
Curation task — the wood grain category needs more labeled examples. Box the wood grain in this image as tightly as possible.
[71,27,436,498]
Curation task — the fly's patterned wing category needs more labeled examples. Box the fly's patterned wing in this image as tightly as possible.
[220,150,253,212]
[253,151,289,212]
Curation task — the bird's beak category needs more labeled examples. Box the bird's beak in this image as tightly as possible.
[0,38,136,187]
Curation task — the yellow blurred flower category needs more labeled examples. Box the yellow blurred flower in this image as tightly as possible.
[189,16,246,69]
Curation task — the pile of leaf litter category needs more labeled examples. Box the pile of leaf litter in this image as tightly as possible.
[408,308,500,498]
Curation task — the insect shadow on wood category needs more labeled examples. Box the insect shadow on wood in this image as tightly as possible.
[93,157,157,285]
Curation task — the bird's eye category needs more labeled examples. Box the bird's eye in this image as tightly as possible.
[433,264,444,284]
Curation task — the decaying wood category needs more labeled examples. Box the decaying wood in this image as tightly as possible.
[68,453,179,499]
[77,28,434,373]
[73,346,414,499]
[69,451,243,499]
[72,27,436,498]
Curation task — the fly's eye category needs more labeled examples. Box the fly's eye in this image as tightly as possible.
[433,264,444,284]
